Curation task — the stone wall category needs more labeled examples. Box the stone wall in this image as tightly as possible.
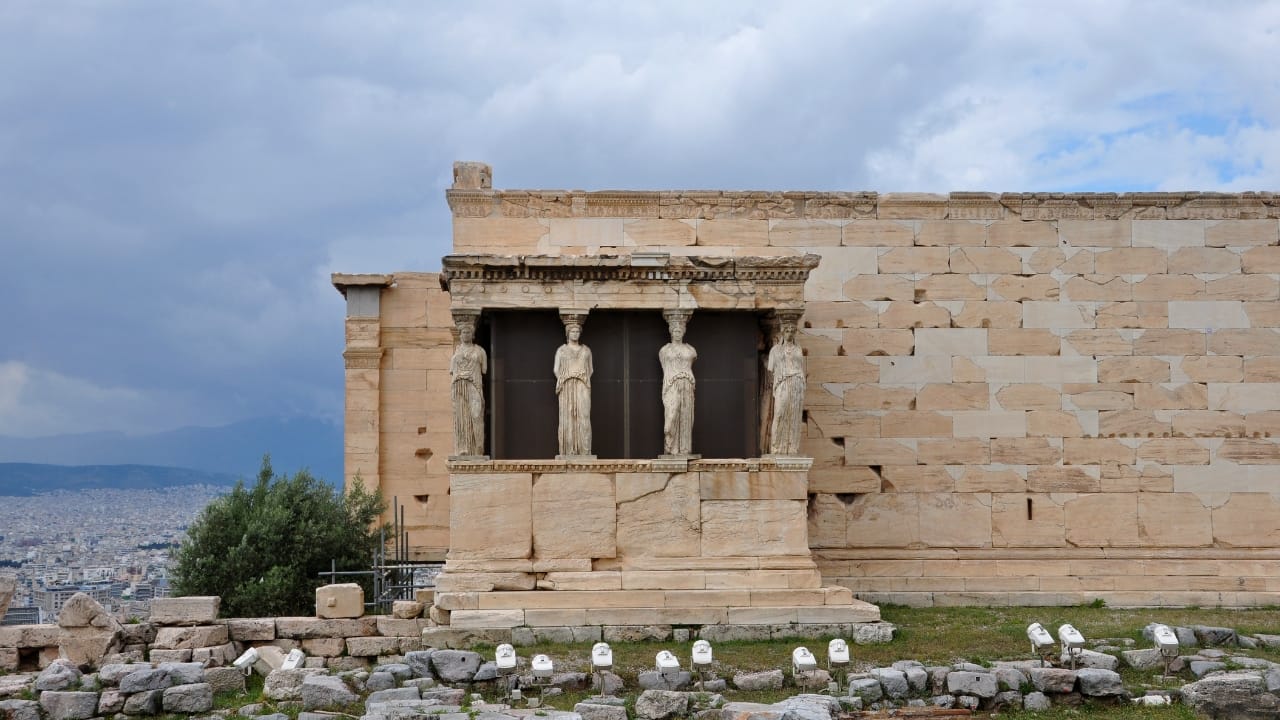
[335,273,455,558]
[340,169,1280,606]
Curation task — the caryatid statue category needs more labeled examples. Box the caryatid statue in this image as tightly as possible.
[766,314,806,456]
[554,314,593,457]
[659,310,697,457]
[449,313,488,458]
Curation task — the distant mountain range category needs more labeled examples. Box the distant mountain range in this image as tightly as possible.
[0,416,344,488]
[0,463,240,496]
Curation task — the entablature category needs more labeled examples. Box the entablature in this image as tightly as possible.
[446,456,813,473]
[439,253,820,313]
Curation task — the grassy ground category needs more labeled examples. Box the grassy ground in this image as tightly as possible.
[486,605,1280,717]
[211,605,1280,718]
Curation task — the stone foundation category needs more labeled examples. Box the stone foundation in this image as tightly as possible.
[434,458,880,631]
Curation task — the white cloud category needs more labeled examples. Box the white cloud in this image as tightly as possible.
[1,0,1278,440]
[0,361,209,437]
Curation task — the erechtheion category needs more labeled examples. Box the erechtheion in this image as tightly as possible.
[334,162,1280,632]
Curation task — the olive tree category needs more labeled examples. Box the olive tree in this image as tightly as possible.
[171,456,384,617]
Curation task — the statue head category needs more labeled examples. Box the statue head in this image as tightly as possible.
[670,319,686,344]
[566,321,582,343]
[458,322,475,344]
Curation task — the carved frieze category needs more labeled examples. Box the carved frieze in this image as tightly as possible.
[448,188,1280,221]
[946,192,1004,220]
[446,457,814,473]
[446,190,496,218]
[343,348,383,370]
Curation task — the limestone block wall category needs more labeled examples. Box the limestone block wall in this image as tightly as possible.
[336,272,455,557]
[429,183,1280,606]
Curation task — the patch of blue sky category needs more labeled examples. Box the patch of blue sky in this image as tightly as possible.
[1030,133,1154,192]
[1179,107,1262,138]
[1177,112,1233,137]
[1117,91,1179,115]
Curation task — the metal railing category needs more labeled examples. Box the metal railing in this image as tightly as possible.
[319,496,442,613]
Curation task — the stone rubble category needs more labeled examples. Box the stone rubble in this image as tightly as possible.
[6,604,1280,717]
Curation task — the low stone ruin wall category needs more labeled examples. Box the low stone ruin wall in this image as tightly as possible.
[0,593,893,675]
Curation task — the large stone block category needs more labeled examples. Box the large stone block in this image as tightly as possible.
[1023,302,1095,329]
[226,618,275,641]
[914,329,988,356]
[274,617,378,639]
[807,494,850,548]
[1212,494,1280,547]
[150,597,220,626]
[845,494,919,548]
[880,466,953,492]
[987,220,1058,247]
[625,218,695,246]
[952,301,1023,328]
[988,329,1060,356]
[696,218,768,247]
[701,501,807,557]
[916,439,989,464]
[1064,275,1132,302]
[532,473,616,559]
[878,301,952,328]
[916,273,985,300]
[879,247,948,274]
[1210,383,1280,411]
[617,472,700,559]
[316,584,364,619]
[951,411,1027,438]
[918,493,990,547]
[992,438,1060,464]
[453,217,546,251]
[802,247,878,300]
[39,691,99,720]
[918,220,986,246]
[1065,494,1138,547]
[916,383,989,410]
[950,247,1022,273]
[991,493,1065,547]
[152,625,229,650]
[990,274,1060,301]
[1058,219,1130,247]
[1138,493,1212,547]
[449,473,532,559]
[1136,222,1203,251]
[1169,301,1250,329]
[1207,219,1280,247]
[954,466,1026,492]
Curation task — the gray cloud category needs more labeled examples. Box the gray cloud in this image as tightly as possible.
[0,0,1275,437]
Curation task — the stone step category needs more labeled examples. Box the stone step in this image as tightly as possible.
[441,599,881,629]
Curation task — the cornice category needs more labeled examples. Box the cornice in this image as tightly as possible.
[447,189,1280,221]
[331,273,393,297]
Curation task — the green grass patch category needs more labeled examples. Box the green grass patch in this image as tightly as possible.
[476,606,1280,714]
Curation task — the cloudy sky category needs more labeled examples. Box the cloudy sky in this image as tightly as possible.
[1,1,1277,440]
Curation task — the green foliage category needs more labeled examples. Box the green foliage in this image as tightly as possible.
[171,456,384,618]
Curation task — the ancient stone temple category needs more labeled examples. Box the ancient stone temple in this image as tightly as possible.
[335,162,1280,614]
